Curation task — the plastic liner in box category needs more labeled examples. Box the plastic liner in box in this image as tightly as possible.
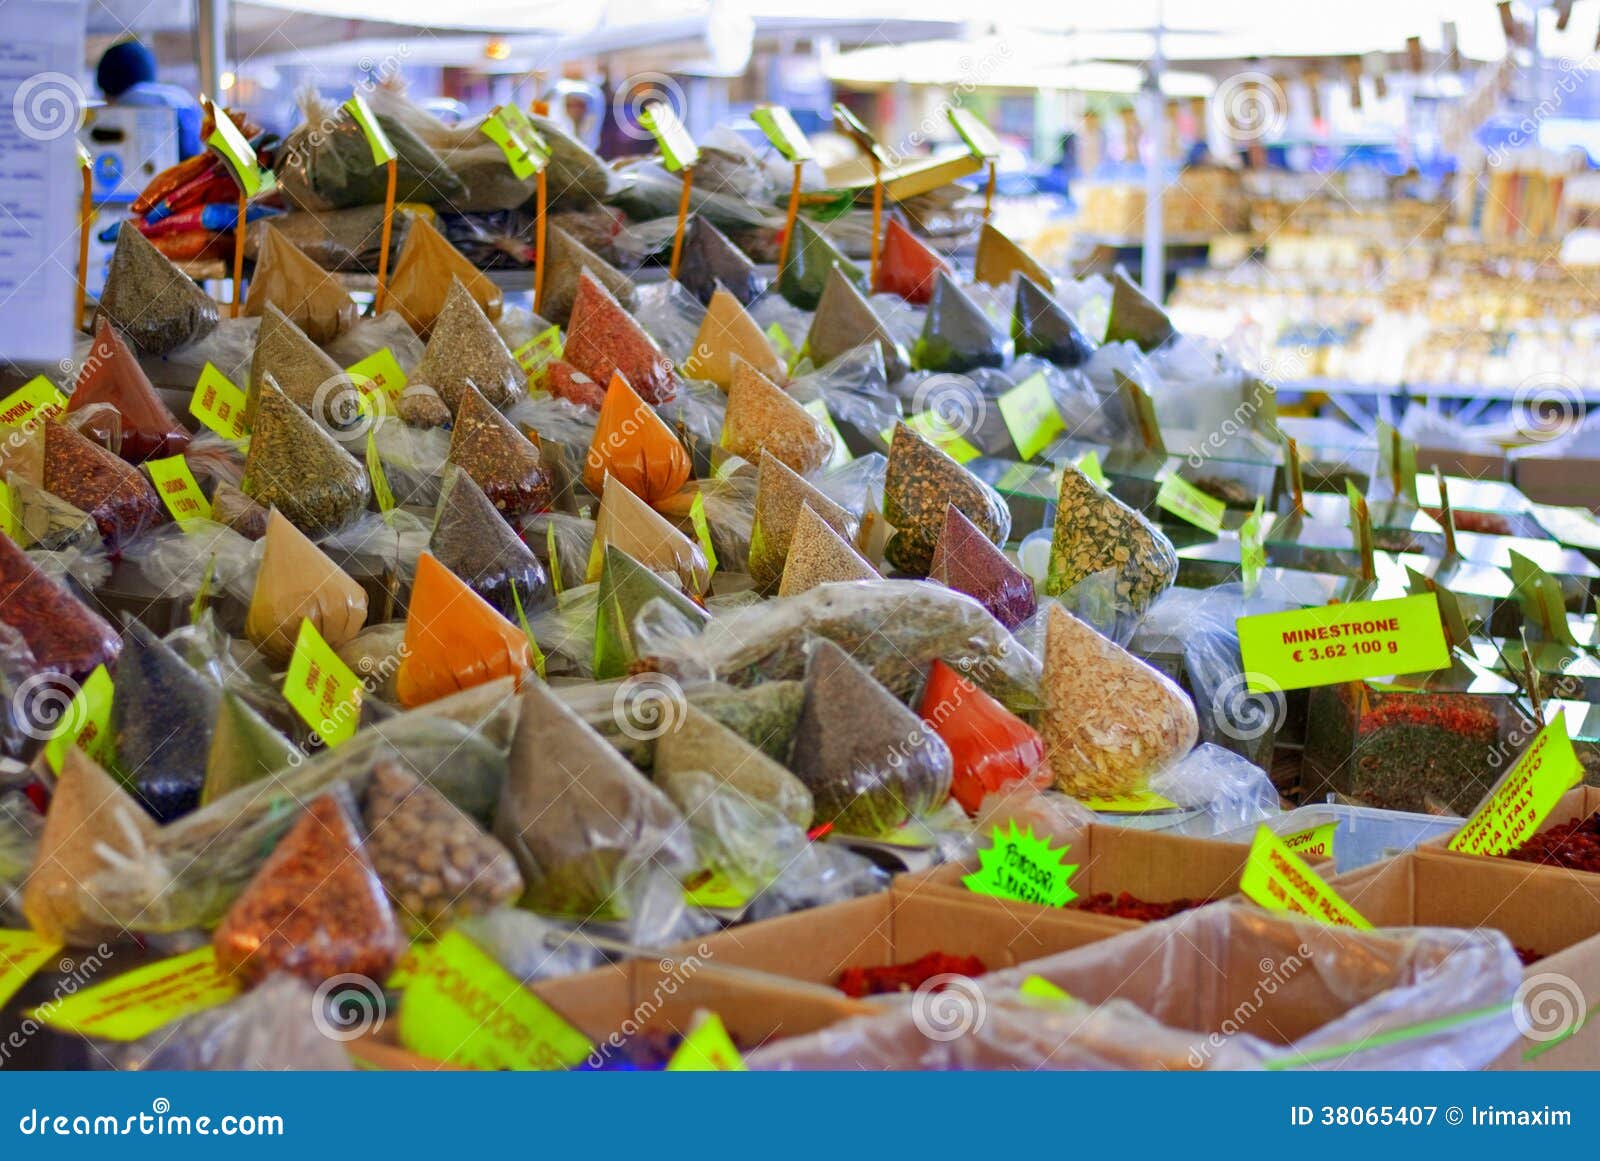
[1216,803,1462,875]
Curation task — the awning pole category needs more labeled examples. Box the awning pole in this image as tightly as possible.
[1141,2,1166,300]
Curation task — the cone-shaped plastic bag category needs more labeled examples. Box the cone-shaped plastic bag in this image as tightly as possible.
[876,218,950,305]
[246,303,362,431]
[446,384,553,519]
[364,759,523,936]
[919,659,1046,816]
[929,503,1035,630]
[1013,275,1094,367]
[243,223,358,344]
[789,639,953,836]
[779,502,878,597]
[4,473,98,551]
[883,422,1010,576]
[245,509,369,664]
[386,215,504,337]
[213,791,401,987]
[43,420,166,551]
[973,222,1053,290]
[0,531,119,678]
[594,545,708,680]
[655,702,813,828]
[805,266,907,380]
[97,222,219,354]
[542,359,606,410]
[414,277,523,413]
[748,450,856,591]
[494,678,694,920]
[202,690,299,806]
[111,620,219,822]
[592,473,709,595]
[1040,604,1197,798]
[582,372,691,505]
[211,482,269,540]
[396,551,532,708]
[721,358,832,475]
[1045,462,1176,614]
[69,319,190,461]
[540,224,639,327]
[912,273,1006,373]
[683,287,784,390]
[429,466,549,619]
[778,218,864,310]
[396,383,452,428]
[241,378,372,535]
[1103,267,1175,352]
[676,215,766,306]
[564,270,680,405]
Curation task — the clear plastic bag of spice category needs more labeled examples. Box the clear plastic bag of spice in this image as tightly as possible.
[0,791,41,925]
[654,474,756,578]
[520,512,596,595]
[109,976,353,1071]
[122,519,260,607]
[630,281,706,370]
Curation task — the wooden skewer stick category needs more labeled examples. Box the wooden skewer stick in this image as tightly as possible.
[76,162,92,333]
[778,161,803,269]
[230,188,247,319]
[668,166,695,281]
[373,158,397,314]
[869,156,883,290]
[534,166,549,313]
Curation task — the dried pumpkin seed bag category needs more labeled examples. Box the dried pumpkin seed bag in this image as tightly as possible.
[110,618,220,822]
[676,215,766,307]
[243,223,358,344]
[446,384,553,518]
[385,215,503,338]
[69,319,191,461]
[912,273,1006,374]
[494,678,694,921]
[804,266,908,381]
[210,482,269,540]
[883,422,1010,577]
[682,287,784,389]
[429,466,549,619]
[972,222,1054,290]
[395,551,532,708]
[213,791,401,988]
[592,473,709,595]
[202,689,300,806]
[655,702,814,829]
[42,420,167,551]
[876,218,950,305]
[241,378,371,535]
[246,304,362,432]
[582,372,691,506]
[0,531,119,680]
[594,544,709,680]
[1013,275,1094,367]
[929,503,1035,631]
[563,270,680,406]
[363,760,523,937]
[779,501,879,597]
[1039,603,1197,799]
[414,277,523,413]
[778,218,864,311]
[539,224,638,327]
[245,509,369,664]
[748,450,856,592]
[1103,267,1176,352]
[789,639,953,836]
[1045,461,1176,615]
[96,223,219,354]
[720,359,832,477]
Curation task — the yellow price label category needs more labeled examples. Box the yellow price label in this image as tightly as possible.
[1018,975,1072,1002]
[1073,450,1108,488]
[1236,593,1451,694]
[42,664,114,775]
[997,373,1065,462]
[513,326,563,380]
[346,348,408,407]
[480,109,546,180]
[32,946,240,1041]
[803,399,852,470]
[889,412,981,464]
[282,619,363,747]
[1240,826,1371,928]
[0,376,68,431]
[666,1012,746,1071]
[0,477,18,542]
[366,431,396,513]
[1156,473,1226,534]
[0,930,61,1010]
[343,93,397,167]
[189,362,249,442]
[145,455,212,524]
[1449,716,1582,857]
[1281,820,1337,862]
[1079,789,1180,814]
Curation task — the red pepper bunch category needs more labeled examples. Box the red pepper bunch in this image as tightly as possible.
[1502,815,1600,873]
[837,952,986,998]
[1073,891,1207,922]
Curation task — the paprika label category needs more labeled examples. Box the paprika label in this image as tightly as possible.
[145,455,211,524]
[1240,826,1371,928]
[282,619,363,747]
[189,362,248,443]
[0,376,68,432]
[0,930,60,1010]
[32,946,240,1041]
[42,664,114,775]
[997,373,1065,462]
[1236,593,1450,694]
[963,821,1078,908]
[1449,715,1582,857]
[666,1012,746,1071]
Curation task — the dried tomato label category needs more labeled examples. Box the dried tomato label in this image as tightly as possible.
[666,1013,746,1071]
[1449,715,1582,857]
[282,619,363,746]
[0,930,60,1011]
[1240,826,1371,929]
[963,820,1078,909]
[32,946,239,1042]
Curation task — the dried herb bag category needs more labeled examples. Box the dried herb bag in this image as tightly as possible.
[778,218,864,311]
[4,473,98,551]
[364,760,522,937]
[430,466,549,619]
[70,319,190,462]
[211,482,269,540]
[593,545,708,680]
[748,450,856,592]
[276,94,464,212]
[386,215,504,338]
[582,372,691,506]
[395,551,532,708]
[245,509,369,664]
[694,681,805,766]
[543,359,605,411]
[676,215,766,307]
[876,218,950,305]
[929,503,1035,631]
[414,277,523,413]
[241,378,372,536]
[0,531,119,678]
[96,223,219,354]
[592,473,709,595]
[563,270,680,406]
[1013,275,1093,368]
[110,620,219,822]
[804,266,908,380]
[446,384,553,519]
[43,420,167,551]
[779,502,878,597]
[243,223,358,345]
[202,690,299,806]
[789,639,953,836]
[919,659,1046,816]
[972,223,1053,290]
[722,359,832,476]
[655,702,813,829]
[1040,604,1197,799]
[912,273,1006,374]
[246,304,362,432]
[1103,267,1175,352]
[493,679,693,920]
[213,792,401,988]
[683,287,784,390]
[1045,462,1177,614]
[883,422,1010,577]
[540,224,638,327]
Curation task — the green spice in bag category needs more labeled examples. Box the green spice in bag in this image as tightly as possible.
[778,218,864,311]
[414,278,524,413]
[202,690,300,806]
[97,224,218,354]
[1044,461,1177,614]
[241,378,372,535]
[429,465,549,619]
[883,422,1010,577]
[655,702,813,828]
[594,545,708,680]
[912,273,1006,373]
[247,303,362,432]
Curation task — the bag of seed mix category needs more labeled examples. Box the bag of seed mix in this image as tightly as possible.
[720,359,832,476]
[882,422,1010,577]
[1045,461,1176,615]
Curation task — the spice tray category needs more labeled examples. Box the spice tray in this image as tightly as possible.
[1216,802,1460,874]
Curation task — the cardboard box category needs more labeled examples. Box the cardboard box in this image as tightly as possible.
[1415,445,1510,483]
[1513,452,1600,511]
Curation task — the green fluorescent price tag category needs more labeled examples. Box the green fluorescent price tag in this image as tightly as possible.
[189,362,249,442]
[1281,820,1337,861]
[145,456,211,524]
[765,321,797,364]
[751,105,814,163]
[546,524,564,597]
[32,947,239,1041]
[366,431,395,513]
[398,930,592,1070]
[509,581,546,681]
[343,93,397,167]
[640,102,698,172]
[0,376,68,431]
[497,104,550,161]
[666,1012,747,1071]
[42,664,113,775]
[0,478,18,543]
[1018,975,1072,1002]
[963,820,1078,908]
[1115,370,1165,454]
[832,102,889,165]
[1073,450,1107,488]
[1346,480,1376,579]
[997,373,1065,461]
[888,412,981,464]
[0,931,60,1010]
[948,107,1002,159]
[689,492,718,577]
[205,105,270,198]
[1239,497,1268,592]
[1449,716,1582,857]
[1079,789,1179,814]
[684,872,754,912]
[479,108,547,180]
[1236,593,1450,694]
[803,399,852,470]
[513,325,563,380]
[282,619,363,747]
[1509,550,1578,647]
[1240,826,1371,928]
[346,348,408,407]
[1156,473,1226,534]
